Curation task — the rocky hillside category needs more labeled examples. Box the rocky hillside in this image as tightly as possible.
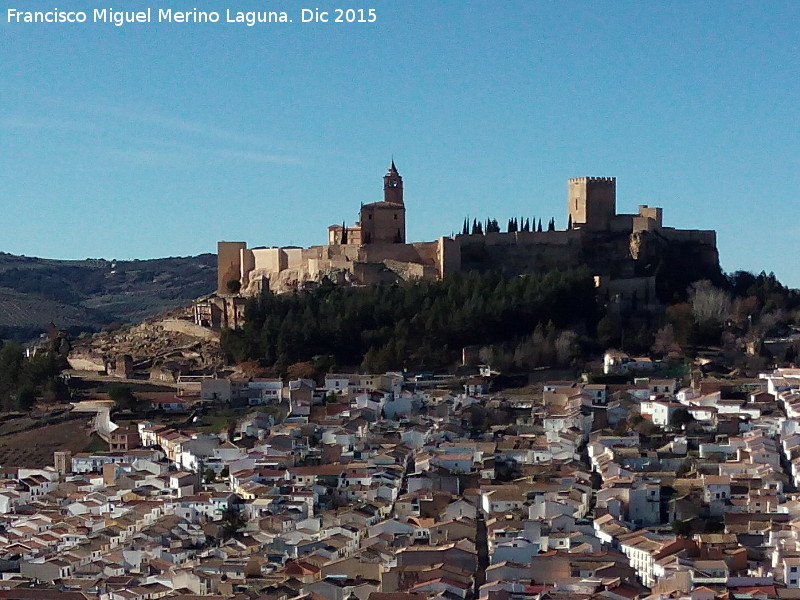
[68,305,225,378]
[0,252,217,340]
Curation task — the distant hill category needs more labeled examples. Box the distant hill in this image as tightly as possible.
[0,252,217,341]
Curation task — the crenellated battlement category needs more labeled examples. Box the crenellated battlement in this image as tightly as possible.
[568,176,616,184]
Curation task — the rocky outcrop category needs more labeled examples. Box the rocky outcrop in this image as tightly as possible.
[67,350,106,373]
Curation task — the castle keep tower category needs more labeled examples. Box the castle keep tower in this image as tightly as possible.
[568,176,616,231]
[359,160,406,244]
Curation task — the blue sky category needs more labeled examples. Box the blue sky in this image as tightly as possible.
[1,1,798,286]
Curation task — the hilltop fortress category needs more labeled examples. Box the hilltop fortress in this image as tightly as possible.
[202,163,718,328]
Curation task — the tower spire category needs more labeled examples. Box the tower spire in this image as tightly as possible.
[383,159,403,204]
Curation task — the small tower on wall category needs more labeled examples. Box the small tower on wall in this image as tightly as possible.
[383,160,404,205]
[54,451,72,476]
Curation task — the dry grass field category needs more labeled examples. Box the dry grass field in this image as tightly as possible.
[0,416,94,468]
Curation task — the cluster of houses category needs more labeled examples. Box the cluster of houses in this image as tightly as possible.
[3,366,800,600]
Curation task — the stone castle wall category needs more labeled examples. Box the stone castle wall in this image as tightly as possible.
[659,227,717,247]
[361,241,439,266]
[455,229,585,274]
[225,238,447,294]
[222,223,717,296]
[159,318,220,341]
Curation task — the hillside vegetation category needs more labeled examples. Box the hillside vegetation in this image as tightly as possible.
[221,268,598,372]
[221,267,800,377]
[0,252,216,340]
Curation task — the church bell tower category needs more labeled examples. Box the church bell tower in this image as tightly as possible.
[383,160,404,205]
[360,160,407,244]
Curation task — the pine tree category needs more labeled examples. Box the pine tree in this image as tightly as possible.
[462,218,469,235]
[567,214,572,230]
[548,218,555,231]
[341,222,348,244]
[471,219,478,234]
[537,219,543,232]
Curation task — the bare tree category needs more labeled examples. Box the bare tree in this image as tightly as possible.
[652,324,681,357]
[753,312,778,338]
[730,296,759,328]
[478,346,495,365]
[555,331,578,366]
[689,280,731,325]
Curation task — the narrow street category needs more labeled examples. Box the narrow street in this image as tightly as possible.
[475,510,488,597]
